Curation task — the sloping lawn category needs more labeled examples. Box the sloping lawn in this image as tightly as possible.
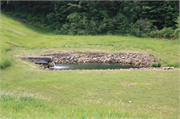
[0,13,179,118]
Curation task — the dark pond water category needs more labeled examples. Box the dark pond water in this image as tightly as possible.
[50,63,134,70]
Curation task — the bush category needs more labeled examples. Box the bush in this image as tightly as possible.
[158,27,174,38]
[130,18,175,38]
[174,17,179,37]
[130,18,153,37]
[103,13,131,35]
[0,55,11,69]
[149,27,175,38]
[54,13,176,37]
[150,62,161,67]
[67,12,81,23]
[0,42,11,69]
[56,24,70,35]
[148,27,159,38]
[54,12,132,36]
[174,28,179,37]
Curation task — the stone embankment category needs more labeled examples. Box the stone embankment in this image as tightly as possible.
[41,52,157,67]
[43,67,174,71]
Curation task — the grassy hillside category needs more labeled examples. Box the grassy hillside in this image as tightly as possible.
[1,13,179,69]
[0,13,179,118]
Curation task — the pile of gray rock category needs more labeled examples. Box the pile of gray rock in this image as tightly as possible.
[41,52,157,67]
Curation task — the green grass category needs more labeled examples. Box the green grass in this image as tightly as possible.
[1,13,179,68]
[0,40,11,69]
[0,91,164,118]
[1,68,179,118]
[0,13,180,118]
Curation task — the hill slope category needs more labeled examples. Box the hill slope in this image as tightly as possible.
[0,13,179,118]
[0,13,179,69]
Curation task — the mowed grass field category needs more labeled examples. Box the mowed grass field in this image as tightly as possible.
[0,13,180,118]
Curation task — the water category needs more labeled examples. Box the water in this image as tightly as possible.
[49,62,134,70]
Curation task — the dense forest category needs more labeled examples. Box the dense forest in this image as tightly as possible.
[1,1,179,37]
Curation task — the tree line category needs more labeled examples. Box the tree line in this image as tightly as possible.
[1,1,179,37]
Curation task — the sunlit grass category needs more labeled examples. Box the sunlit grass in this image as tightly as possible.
[1,69,179,118]
[0,92,161,118]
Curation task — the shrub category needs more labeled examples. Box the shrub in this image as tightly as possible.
[130,18,153,37]
[57,24,70,35]
[150,62,161,67]
[149,30,159,38]
[158,27,174,38]
[55,12,133,36]
[77,30,88,35]
[0,55,11,69]
[104,13,131,35]
[174,28,179,37]
[0,42,11,69]
[54,29,60,34]
[67,12,81,23]
[174,17,179,37]
[149,27,175,38]
[130,18,175,38]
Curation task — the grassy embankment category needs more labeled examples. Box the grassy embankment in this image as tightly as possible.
[0,13,179,118]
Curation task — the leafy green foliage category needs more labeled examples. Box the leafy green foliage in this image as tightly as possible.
[158,27,174,38]
[55,13,132,35]
[149,27,175,38]
[150,62,161,67]
[139,1,178,30]
[130,18,154,37]
[2,1,178,36]
[174,17,179,37]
